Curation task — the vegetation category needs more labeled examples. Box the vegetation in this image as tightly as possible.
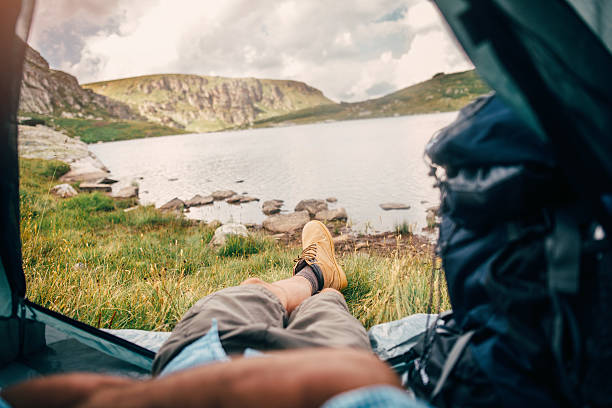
[21,158,449,332]
[38,115,187,144]
[250,70,490,128]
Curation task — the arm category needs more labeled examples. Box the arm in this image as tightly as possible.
[2,348,401,408]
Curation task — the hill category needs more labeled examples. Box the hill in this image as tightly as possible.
[251,70,490,128]
[19,45,140,121]
[84,75,334,132]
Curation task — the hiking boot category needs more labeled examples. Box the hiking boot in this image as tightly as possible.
[293,220,347,291]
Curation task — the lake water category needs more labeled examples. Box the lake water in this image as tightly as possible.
[90,112,458,233]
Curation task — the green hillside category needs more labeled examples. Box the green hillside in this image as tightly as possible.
[84,74,334,132]
[251,70,490,128]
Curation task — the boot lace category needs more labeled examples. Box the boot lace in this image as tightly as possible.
[293,243,318,265]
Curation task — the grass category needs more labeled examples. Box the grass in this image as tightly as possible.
[21,158,449,332]
[394,221,414,236]
[20,113,187,144]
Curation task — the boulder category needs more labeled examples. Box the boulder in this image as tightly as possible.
[112,185,139,199]
[50,183,77,198]
[262,199,284,215]
[240,196,259,203]
[226,194,243,204]
[379,202,411,211]
[295,199,328,217]
[326,197,338,203]
[263,211,310,233]
[159,197,185,212]
[315,207,348,221]
[211,190,237,200]
[185,194,214,207]
[98,177,118,185]
[210,223,249,246]
[79,182,112,193]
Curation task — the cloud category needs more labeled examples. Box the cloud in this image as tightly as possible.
[28,0,472,101]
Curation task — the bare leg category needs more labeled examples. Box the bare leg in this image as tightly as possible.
[241,275,313,314]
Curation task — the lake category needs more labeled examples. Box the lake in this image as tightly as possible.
[90,112,458,233]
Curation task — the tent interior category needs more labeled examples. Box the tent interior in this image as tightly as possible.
[1,0,611,393]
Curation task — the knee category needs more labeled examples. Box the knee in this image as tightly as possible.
[240,277,267,286]
[320,288,342,296]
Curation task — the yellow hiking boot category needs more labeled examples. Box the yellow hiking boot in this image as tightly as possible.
[293,220,347,291]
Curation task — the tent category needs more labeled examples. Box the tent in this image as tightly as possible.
[1,0,611,392]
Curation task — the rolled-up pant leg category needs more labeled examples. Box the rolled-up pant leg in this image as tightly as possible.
[152,285,370,375]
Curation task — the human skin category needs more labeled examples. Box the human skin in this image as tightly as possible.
[2,348,402,408]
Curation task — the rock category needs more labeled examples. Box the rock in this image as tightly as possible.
[73,262,86,271]
[332,234,351,244]
[236,179,244,183]
[168,178,179,182]
[112,185,139,199]
[123,206,139,213]
[263,211,310,233]
[326,197,338,203]
[211,190,237,200]
[379,203,411,211]
[208,220,222,229]
[79,182,112,193]
[98,177,118,185]
[355,242,369,250]
[315,208,348,221]
[240,196,259,203]
[272,233,286,240]
[60,161,109,183]
[262,205,281,215]
[420,200,428,204]
[295,199,328,217]
[226,194,243,204]
[426,206,439,214]
[50,183,77,198]
[210,223,249,246]
[185,194,214,207]
[159,197,185,212]
[262,199,284,215]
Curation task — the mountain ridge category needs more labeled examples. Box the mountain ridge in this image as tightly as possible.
[19,45,140,121]
[83,74,334,132]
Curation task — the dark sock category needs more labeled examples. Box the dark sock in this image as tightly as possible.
[296,265,322,295]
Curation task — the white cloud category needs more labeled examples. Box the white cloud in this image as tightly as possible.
[29,0,472,101]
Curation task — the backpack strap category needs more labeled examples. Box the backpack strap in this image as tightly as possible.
[431,329,476,399]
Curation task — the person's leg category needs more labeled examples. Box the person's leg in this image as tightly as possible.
[153,268,322,375]
[236,221,370,351]
[153,220,364,374]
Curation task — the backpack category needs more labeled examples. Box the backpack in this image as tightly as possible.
[401,94,612,407]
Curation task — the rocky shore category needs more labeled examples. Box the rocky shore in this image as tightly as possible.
[20,124,438,256]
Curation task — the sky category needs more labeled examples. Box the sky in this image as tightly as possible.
[28,0,473,102]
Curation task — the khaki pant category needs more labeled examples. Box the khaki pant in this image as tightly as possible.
[152,284,371,375]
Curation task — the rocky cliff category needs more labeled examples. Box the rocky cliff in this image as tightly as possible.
[83,74,333,132]
[19,45,140,120]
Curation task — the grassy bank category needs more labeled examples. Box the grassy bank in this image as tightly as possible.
[20,113,187,143]
[21,158,449,332]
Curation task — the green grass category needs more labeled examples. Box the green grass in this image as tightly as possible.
[21,113,187,143]
[21,158,449,332]
[51,117,188,143]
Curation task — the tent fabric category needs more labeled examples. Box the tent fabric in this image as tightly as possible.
[434,0,612,233]
[0,0,33,318]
